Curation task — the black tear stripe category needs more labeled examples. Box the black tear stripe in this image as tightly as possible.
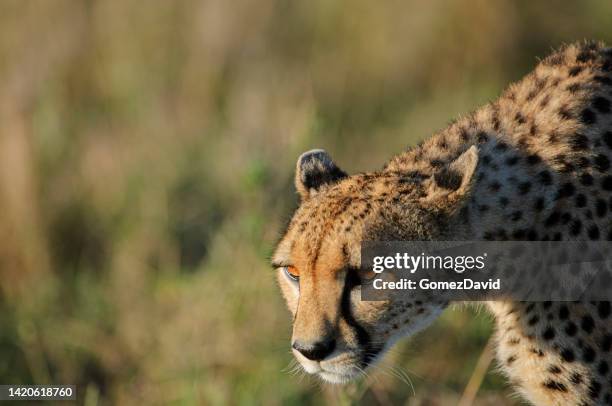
[340,270,381,368]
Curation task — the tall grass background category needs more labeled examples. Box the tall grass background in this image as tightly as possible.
[0,1,611,404]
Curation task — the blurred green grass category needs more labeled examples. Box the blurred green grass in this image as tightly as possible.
[0,0,611,404]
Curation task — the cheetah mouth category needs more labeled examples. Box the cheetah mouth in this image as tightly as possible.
[314,354,384,384]
[315,346,386,383]
[294,346,384,384]
[317,368,360,384]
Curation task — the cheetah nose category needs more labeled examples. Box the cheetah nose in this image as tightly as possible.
[292,338,336,361]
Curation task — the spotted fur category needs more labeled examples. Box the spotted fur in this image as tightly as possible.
[273,41,612,405]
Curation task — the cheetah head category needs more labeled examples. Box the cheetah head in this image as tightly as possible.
[272,147,479,383]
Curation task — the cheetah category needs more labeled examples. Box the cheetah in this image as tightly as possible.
[272,41,612,405]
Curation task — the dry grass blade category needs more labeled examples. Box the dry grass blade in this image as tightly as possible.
[458,337,495,406]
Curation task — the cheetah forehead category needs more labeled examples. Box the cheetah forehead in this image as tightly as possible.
[273,173,426,270]
[273,192,372,271]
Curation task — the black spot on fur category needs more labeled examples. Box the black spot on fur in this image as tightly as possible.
[543,380,567,392]
[545,212,561,227]
[489,182,501,192]
[557,182,576,199]
[593,96,611,113]
[577,48,595,63]
[495,142,509,151]
[594,75,612,86]
[570,372,583,385]
[588,380,601,399]
[598,360,609,376]
[566,322,578,336]
[581,108,597,124]
[580,173,594,186]
[518,182,531,195]
[526,154,542,165]
[570,133,589,150]
[510,211,522,221]
[575,194,587,207]
[570,219,582,236]
[602,176,612,191]
[506,156,520,166]
[527,228,538,241]
[598,302,611,319]
[538,170,553,185]
[542,327,555,340]
[601,334,612,352]
[583,346,596,363]
[588,225,600,240]
[561,213,573,224]
[594,154,611,172]
[596,198,608,217]
[581,315,595,334]
[561,348,575,362]
[534,197,545,212]
[603,131,612,150]
[577,156,590,169]
[569,66,583,76]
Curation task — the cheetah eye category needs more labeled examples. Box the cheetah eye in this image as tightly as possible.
[283,266,300,281]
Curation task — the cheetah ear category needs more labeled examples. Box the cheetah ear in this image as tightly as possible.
[295,149,347,201]
[427,146,479,201]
